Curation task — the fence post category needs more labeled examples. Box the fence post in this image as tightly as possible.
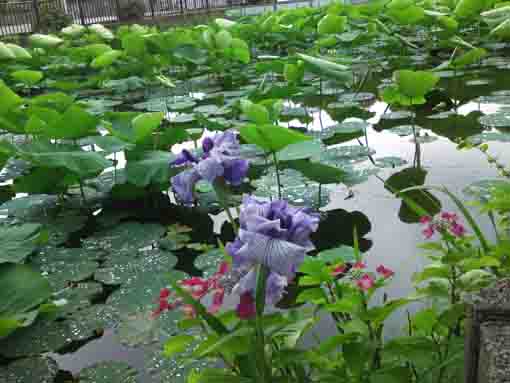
[114,0,121,21]
[32,0,40,31]
[149,0,155,18]
[77,0,85,24]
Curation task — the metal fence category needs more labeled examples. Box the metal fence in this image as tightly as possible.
[0,0,252,35]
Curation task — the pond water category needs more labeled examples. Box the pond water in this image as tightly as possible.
[4,21,510,379]
[34,65,510,381]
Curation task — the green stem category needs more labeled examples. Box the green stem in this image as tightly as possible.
[255,264,270,382]
[272,151,282,200]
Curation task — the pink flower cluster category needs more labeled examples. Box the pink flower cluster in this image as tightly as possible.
[153,261,229,318]
[331,262,394,291]
[420,212,466,240]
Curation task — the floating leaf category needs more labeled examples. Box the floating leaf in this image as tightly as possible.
[0,223,43,264]
[0,356,58,383]
[78,361,137,383]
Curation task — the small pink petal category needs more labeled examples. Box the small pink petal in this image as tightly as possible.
[420,216,432,224]
[422,225,435,239]
[356,274,375,291]
[237,292,256,320]
[376,265,394,279]
[353,262,366,269]
[208,289,225,314]
[331,264,347,276]
[159,288,170,299]
[450,222,466,237]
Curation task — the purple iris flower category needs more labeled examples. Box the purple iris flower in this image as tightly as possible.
[170,130,249,205]
[227,195,319,308]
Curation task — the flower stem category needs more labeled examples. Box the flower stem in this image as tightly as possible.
[272,152,282,200]
[213,180,239,233]
[255,264,270,382]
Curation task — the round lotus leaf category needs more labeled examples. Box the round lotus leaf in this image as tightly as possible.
[410,134,438,144]
[466,79,490,86]
[427,111,456,120]
[280,106,310,119]
[169,113,196,124]
[252,168,331,208]
[479,112,510,128]
[107,269,188,314]
[463,179,509,202]
[0,159,30,183]
[168,101,196,111]
[78,361,138,383]
[320,87,345,96]
[0,356,58,383]
[0,319,73,358]
[388,125,421,136]
[32,247,102,291]
[94,249,178,285]
[132,98,169,112]
[381,110,415,120]
[194,248,224,278]
[82,222,165,255]
[470,131,510,143]
[342,165,380,187]
[54,282,103,318]
[66,304,118,341]
[80,98,123,115]
[39,212,89,246]
[375,156,408,168]
[0,195,59,219]
[338,92,375,103]
[315,145,375,166]
[193,104,221,115]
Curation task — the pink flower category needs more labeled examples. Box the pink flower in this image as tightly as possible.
[441,212,458,222]
[422,225,435,239]
[237,292,256,319]
[376,265,394,279]
[208,289,225,314]
[331,264,347,276]
[420,216,432,224]
[356,274,375,291]
[450,222,466,237]
[181,277,209,300]
[159,288,170,299]
[353,261,366,269]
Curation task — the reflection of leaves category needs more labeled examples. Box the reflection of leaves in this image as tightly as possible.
[418,111,483,140]
[386,167,441,223]
[311,209,372,252]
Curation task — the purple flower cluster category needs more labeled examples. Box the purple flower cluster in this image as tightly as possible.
[226,196,320,317]
[171,130,249,204]
[420,211,466,239]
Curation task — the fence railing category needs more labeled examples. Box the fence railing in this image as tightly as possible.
[0,0,255,36]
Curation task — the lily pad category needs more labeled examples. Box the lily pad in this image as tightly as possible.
[410,134,439,144]
[94,249,178,285]
[338,92,375,103]
[54,282,103,318]
[315,145,375,166]
[479,112,510,128]
[252,168,331,208]
[66,304,118,341]
[388,125,422,136]
[168,100,197,111]
[32,247,103,290]
[0,356,58,383]
[78,361,138,383]
[0,318,73,358]
[82,222,165,255]
[375,156,408,168]
[463,179,509,202]
[0,223,43,264]
[381,110,415,120]
[194,248,224,278]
